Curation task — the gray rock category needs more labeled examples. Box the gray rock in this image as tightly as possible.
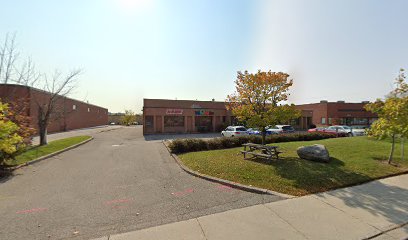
[297,144,330,163]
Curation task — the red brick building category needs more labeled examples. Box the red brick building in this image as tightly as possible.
[0,84,108,133]
[143,99,378,134]
[143,99,233,134]
[294,100,378,129]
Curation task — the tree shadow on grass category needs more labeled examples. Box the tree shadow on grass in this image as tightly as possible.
[247,156,373,195]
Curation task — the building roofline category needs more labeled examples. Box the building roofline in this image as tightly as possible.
[143,98,226,104]
[0,83,108,110]
[296,101,371,106]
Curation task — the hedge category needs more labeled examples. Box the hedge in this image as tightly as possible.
[168,132,347,154]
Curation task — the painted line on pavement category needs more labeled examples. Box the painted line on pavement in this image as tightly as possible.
[171,188,194,197]
[16,208,47,214]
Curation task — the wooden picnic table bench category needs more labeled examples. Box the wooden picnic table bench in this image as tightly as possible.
[240,143,282,161]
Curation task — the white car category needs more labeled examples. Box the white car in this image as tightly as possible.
[221,126,249,137]
[267,125,296,134]
[351,126,368,136]
[326,125,353,136]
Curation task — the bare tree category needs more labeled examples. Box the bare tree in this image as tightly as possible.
[1,33,82,146]
[36,69,82,145]
[0,33,19,84]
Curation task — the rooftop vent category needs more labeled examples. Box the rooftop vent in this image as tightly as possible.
[212,98,215,102]
[320,100,328,103]
[337,100,345,103]
[361,101,370,104]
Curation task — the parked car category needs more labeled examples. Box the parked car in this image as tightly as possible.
[221,126,249,137]
[267,125,296,134]
[247,128,260,135]
[326,125,353,136]
[307,127,328,133]
[351,125,368,136]
[308,127,339,135]
[247,128,278,135]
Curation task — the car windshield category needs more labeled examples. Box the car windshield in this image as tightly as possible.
[236,127,247,131]
[282,126,294,130]
[343,126,351,130]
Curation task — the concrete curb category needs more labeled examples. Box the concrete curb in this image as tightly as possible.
[5,137,94,171]
[162,141,295,199]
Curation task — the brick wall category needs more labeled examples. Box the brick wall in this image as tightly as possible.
[0,84,108,133]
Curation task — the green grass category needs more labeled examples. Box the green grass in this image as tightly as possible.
[178,137,408,196]
[6,136,92,166]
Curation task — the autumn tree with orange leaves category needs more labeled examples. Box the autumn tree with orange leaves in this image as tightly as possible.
[226,70,300,145]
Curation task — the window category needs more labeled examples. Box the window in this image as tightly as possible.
[87,108,90,112]
[321,117,326,124]
[73,105,76,110]
[164,116,184,127]
[328,118,332,124]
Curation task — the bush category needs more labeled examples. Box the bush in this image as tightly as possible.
[168,132,346,154]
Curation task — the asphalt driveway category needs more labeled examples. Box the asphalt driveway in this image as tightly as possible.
[0,126,283,240]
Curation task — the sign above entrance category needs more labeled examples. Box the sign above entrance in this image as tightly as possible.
[195,110,214,116]
[166,109,183,115]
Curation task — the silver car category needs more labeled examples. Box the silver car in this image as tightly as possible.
[221,126,249,137]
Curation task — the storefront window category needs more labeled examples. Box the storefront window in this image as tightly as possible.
[164,116,184,127]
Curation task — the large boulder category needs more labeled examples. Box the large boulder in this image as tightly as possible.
[297,144,330,163]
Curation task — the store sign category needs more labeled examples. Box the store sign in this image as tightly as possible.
[191,104,202,109]
[166,109,183,115]
[195,110,214,116]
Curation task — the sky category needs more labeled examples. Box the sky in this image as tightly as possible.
[1,0,407,113]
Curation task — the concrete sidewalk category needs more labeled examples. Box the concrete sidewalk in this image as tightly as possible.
[95,174,408,240]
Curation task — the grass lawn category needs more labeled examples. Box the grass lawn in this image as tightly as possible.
[6,136,92,166]
[178,137,408,196]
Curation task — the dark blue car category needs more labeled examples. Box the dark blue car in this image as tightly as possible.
[247,128,277,135]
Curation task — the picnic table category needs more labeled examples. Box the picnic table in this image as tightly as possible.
[241,143,282,161]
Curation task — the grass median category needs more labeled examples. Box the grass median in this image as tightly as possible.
[6,136,92,166]
[178,137,408,196]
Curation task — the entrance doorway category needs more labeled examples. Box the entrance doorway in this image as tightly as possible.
[195,116,213,132]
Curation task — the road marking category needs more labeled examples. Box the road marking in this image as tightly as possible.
[171,188,194,197]
[16,208,47,214]
[105,198,132,205]
[217,185,233,192]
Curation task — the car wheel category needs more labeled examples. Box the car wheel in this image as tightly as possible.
[348,132,353,137]
[221,133,224,136]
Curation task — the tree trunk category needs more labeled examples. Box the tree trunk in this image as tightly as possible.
[39,125,48,146]
[261,128,266,145]
[388,133,396,164]
[402,137,405,162]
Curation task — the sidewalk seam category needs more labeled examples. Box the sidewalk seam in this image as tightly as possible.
[196,218,208,240]
[261,204,310,240]
[310,195,384,234]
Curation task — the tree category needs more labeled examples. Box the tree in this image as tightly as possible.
[226,70,300,145]
[0,101,24,166]
[5,99,36,145]
[365,69,408,164]
[121,110,136,126]
[1,33,81,146]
